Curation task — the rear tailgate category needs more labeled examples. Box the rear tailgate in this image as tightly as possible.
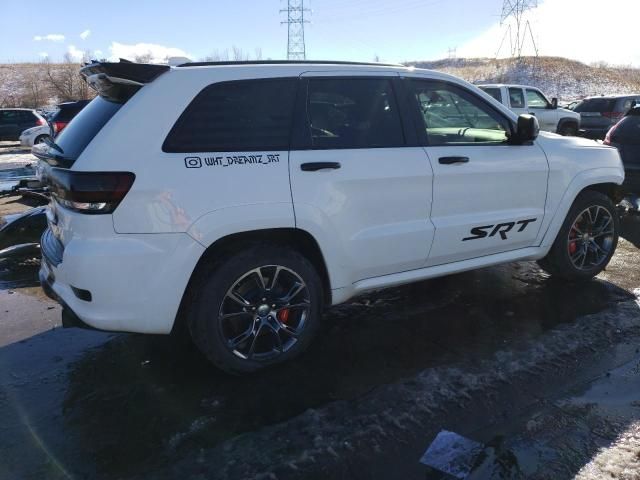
[32,60,170,248]
[575,98,617,129]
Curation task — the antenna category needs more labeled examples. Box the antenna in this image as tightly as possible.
[281,0,310,60]
[496,0,538,58]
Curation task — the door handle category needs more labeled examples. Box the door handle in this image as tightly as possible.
[438,156,469,165]
[300,162,341,171]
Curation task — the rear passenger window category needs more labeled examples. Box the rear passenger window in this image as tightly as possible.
[509,88,525,108]
[305,78,404,149]
[163,79,297,153]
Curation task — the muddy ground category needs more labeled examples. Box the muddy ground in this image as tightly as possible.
[1,143,640,479]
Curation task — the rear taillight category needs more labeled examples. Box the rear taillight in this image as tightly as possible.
[48,169,135,214]
[35,118,45,126]
[601,112,624,120]
[53,121,67,135]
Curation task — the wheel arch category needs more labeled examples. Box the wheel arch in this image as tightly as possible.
[556,117,579,134]
[538,169,624,250]
[172,227,332,336]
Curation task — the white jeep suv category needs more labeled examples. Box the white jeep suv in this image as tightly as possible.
[479,84,581,136]
[35,60,624,373]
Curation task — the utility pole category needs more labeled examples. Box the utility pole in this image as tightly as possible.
[281,0,310,60]
[496,0,538,59]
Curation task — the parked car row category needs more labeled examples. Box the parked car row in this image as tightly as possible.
[0,100,90,147]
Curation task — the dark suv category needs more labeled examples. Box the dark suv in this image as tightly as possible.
[49,100,91,137]
[604,107,640,194]
[575,95,640,140]
[0,108,46,141]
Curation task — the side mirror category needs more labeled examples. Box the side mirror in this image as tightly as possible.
[515,114,539,143]
[551,98,558,109]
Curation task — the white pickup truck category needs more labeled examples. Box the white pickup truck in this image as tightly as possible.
[479,84,581,136]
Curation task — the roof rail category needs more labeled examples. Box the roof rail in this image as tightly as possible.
[177,60,404,68]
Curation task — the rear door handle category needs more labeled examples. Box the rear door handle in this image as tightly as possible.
[300,162,341,171]
[438,156,469,165]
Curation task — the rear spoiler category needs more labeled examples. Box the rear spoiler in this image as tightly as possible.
[80,59,170,102]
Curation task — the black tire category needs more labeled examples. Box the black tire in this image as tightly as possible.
[186,243,324,374]
[558,122,578,136]
[538,190,619,281]
[34,134,51,145]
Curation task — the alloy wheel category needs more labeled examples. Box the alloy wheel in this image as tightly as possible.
[567,205,615,270]
[218,265,311,361]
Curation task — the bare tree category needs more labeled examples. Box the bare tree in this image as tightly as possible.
[42,53,91,102]
[134,52,154,64]
[202,49,230,62]
[231,46,251,61]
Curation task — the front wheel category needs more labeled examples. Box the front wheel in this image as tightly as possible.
[187,244,324,374]
[538,191,619,281]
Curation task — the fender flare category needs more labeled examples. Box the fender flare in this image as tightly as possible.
[186,202,296,247]
[538,167,624,249]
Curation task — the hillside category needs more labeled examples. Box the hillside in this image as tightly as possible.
[2,56,640,108]
[408,56,640,101]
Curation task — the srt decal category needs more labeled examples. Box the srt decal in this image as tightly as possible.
[184,154,280,169]
[463,218,537,241]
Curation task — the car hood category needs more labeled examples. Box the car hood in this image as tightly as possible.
[537,131,606,148]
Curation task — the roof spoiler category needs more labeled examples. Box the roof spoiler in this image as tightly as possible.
[80,59,170,102]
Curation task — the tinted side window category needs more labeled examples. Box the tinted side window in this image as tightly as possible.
[305,78,404,149]
[163,79,297,153]
[0,111,19,123]
[619,98,635,113]
[526,89,549,108]
[409,80,511,146]
[509,88,525,108]
[481,87,502,103]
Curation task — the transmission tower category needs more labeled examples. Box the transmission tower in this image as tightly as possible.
[281,0,310,60]
[496,0,539,59]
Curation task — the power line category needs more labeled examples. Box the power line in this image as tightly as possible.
[496,0,539,58]
[281,0,310,60]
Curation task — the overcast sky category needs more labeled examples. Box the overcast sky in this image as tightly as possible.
[1,0,637,65]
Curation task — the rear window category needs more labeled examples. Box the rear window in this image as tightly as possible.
[574,98,616,113]
[53,104,86,122]
[163,78,298,153]
[480,87,502,103]
[54,97,122,160]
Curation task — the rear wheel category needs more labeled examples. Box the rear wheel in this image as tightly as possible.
[538,191,619,280]
[34,134,51,145]
[187,244,323,374]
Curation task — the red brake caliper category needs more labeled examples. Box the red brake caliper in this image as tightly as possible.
[277,309,290,324]
[569,227,578,255]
